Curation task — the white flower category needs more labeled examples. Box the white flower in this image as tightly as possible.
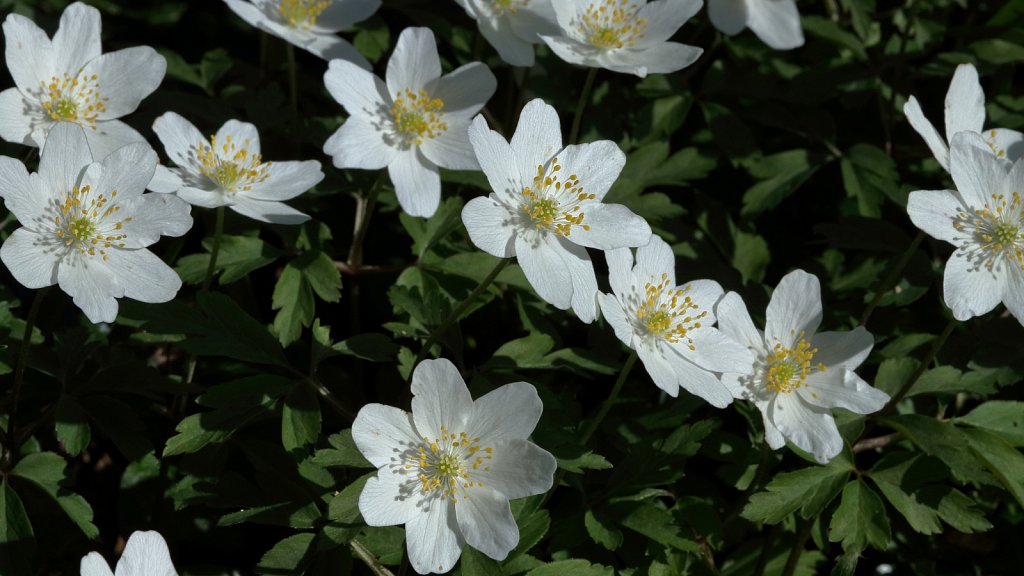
[907,131,1024,325]
[454,0,559,67]
[597,235,755,407]
[323,27,496,218]
[539,0,703,77]
[223,0,379,67]
[0,122,192,323]
[463,98,651,323]
[150,112,322,225]
[707,0,805,50]
[904,63,1024,172]
[352,358,557,575]
[80,531,177,576]
[0,2,166,159]
[716,269,889,464]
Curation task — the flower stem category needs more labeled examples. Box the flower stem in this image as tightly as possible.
[4,287,49,461]
[201,206,226,291]
[407,258,510,382]
[780,517,813,576]
[859,229,925,326]
[350,538,395,576]
[579,349,637,445]
[347,173,387,272]
[569,68,599,145]
[879,317,957,415]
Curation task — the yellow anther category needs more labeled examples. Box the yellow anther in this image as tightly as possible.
[635,275,706,348]
[391,88,447,147]
[954,191,1024,270]
[278,0,332,28]
[578,0,647,49]
[763,333,821,394]
[197,134,271,193]
[39,72,108,128]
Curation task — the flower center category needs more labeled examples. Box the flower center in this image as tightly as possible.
[492,0,529,15]
[577,0,647,50]
[635,273,706,349]
[406,426,493,503]
[39,73,108,128]
[391,88,447,147]
[763,335,824,394]
[278,0,331,27]
[520,157,595,236]
[52,185,131,261]
[952,191,1024,271]
[197,134,271,194]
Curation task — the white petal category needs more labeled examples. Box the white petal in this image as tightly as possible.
[800,369,889,414]
[58,254,120,323]
[985,127,1024,162]
[636,235,675,288]
[604,246,634,300]
[707,0,749,35]
[765,269,822,348]
[510,99,563,184]
[351,404,421,469]
[569,203,651,250]
[303,34,371,69]
[468,382,542,441]
[323,118,397,170]
[420,118,479,170]
[387,28,441,95]
[39,122,92,194]
[456,487,518,561]
[769,394,843,464]
[477,12,536,67]
[213,119,260,157]
[555,237,599,323]
[715,291,763,352]
[472,438,556,500]
[0,228,60,289]
[637,341,680,397]
[602,42,703,77]
[949,131,1012,208]
[944,63,986,141]
[516,233,572,310]
[721,372,750,400]
[3,13,55,93]
[84,47,165,120]
[597,291,634,347]
[146,166,183,195]
[406,500,464,575]
[680,278,724,323]
[224,0,268,30]
[389,149,440,218]
[556,140,624,201]
[810,328,873,371]
[229,196,310,225]
[82,120,148,161]
[942,251,1003,321]
[152,112,205,174]
[53,2,101,74]
[665,347,734,407]
[428,62,496,118]
[747,0,805,50]
[103,248,180,304]
[761,408,786,449]
[80,552,114,576]
[468,115,519,204]
[87,141,157,202]
[903,96,950,171]
[462,196,516,258]
[358,471,420,526]
[906,189,963,245]
[323,59,390,120]
[0,156,48,223]
[639,0,701,44]
[114,531,177,576]
[177,186,228,208]
[246,160,323,201]
[120,193,193,247]
[1001,266,1024,327]
[683,328,756,374]
[0,88,37,147]
[312,0,381,32]
[411,358,474,437]
[539,35,592,68]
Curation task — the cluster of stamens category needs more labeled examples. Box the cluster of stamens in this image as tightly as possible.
[952,191,1024,270]
[390,88,448,147]
[197,134,271,194]
[39,72,108,128]
[521,157,595,236]
[278,0,332,28]
[762,332,825,394]
[491,0,530,15]
[635,274,706,349]
[53,185,131,261]
[578,0,647,50]
[404,426,492,503]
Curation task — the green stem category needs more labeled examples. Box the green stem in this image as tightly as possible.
[880,317,957,415]
[202,206,226,291]
[568,68,598,145]
[350,538,395,576]
[408,258,510,382]
[859,230,926,326]
[4,287,49,460]
[348,173,387,271]
[287,42,298,120]
[579,349,637,445]
[780,517,813,576]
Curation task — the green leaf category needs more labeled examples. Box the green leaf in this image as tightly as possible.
[584,509,623,551]
[525,559,614,576]
[907,366,964,397]
[459,546,504,576]
[957,401,1024,446]
[840,144,899,216]
[282,383,321,453]
[617,501,700,553]
[401,197,465,258]
[929,485,993,533]
[257,533,315,573]
[552,447,613,474]
[164,404,273,456]
[0,480,33,575]
[729,224,770,284]
[331,333,400,363]
[174,292,290,367]
[199,48,232,91]
[313,430,373,468]
[10,452,98,539]
[176,234,282,285]
[742,453,852,524]
[486,333,555,370]
[741,150,822,217]
[880,415,995,485]
[869,454,943,535]
[961,427,1024,509]
[272,262,315,347]
[879,334,933,359]
[55,395,90,457]
[828,480,890,553]
[512,508,550,557]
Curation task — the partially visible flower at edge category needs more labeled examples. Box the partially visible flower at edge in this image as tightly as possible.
[80,530,178,576]
[904,62,1024,172]
[0,122,192,324]
[716,269,889,464]
[454,0,559,67]
[223,0,379,68]
[352,358,557,574]
[150,111,323,225]
[463,98,652,323]
[707,0,805,50]
[0,1,166,158]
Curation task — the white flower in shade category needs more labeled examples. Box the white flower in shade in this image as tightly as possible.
[0,2,166,159]
[80,530,177,576]
[707,0,805,50]
[907,131,1024,325]
[324,27,497,218]
[454,0,559,67]
[352,358,557,575]
[463,98,651,323]
[904,63,1024,172]
[150,112,322,225]
[597,235,755,407]
[0,122,192,324]
[223,0,379,68]
[539,0,703,77]
[716,270,889,464]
